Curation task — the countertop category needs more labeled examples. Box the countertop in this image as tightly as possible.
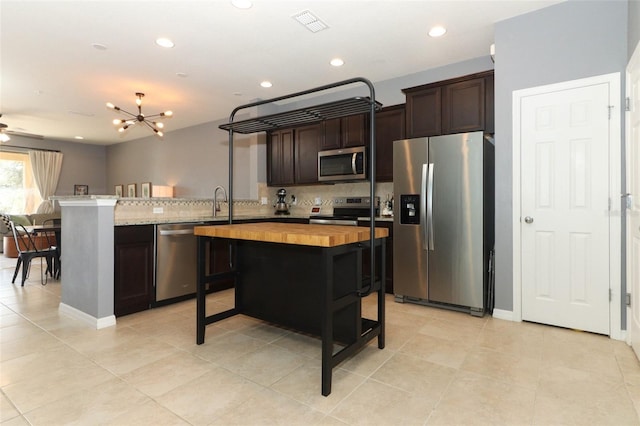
[194,222,389,247]
[116,214,393,226]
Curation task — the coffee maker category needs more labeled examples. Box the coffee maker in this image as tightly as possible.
[274,188,290,215]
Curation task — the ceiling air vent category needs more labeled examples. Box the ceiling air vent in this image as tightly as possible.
[293,10,328,33]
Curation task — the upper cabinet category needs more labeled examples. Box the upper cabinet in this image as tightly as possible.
[375,105,405,182]
[294,123,322,184]
[267,129,295,186]
[321,114,369,150]
[403,70,494,138]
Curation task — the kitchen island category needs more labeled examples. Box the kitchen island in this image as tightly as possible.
[194,222,388,396]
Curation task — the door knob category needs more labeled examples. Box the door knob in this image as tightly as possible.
[524,216,534,224]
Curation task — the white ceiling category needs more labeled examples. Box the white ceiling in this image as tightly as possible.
[1,0,561,146]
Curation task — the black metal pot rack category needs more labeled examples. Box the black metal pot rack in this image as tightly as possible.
[207,77,385,396]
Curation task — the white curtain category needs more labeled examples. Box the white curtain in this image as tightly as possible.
[29,150,63,213]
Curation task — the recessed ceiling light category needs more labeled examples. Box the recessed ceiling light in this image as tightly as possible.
[428,26,447,38]
[176,72,188,78]
[92,43,107,50]
[260,81,272,88]
[330,58,344,67]
[156,38,175,48]
[74,136,84,140]
[231,0,252,9]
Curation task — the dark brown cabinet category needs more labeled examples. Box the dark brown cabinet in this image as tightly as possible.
[403,70,494,138]
[267,129,294,186]
[405,87,441,137]
[442,77,485,134]
[114,225,154,317]
[321,114,369,150]
[375,105,405,182]
[294,123,322,184]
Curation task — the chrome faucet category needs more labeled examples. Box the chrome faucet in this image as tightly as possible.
[213,185,228,217]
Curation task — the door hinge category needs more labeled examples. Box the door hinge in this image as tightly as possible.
[608,105,614,119]
[610,288,612,301]
[626,97,631,112]
[626,293,631,306]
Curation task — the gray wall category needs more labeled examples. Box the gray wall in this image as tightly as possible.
[106,118,260,199]
[493,0,628,311]
[630,0,640,58]
[2,134,107,201]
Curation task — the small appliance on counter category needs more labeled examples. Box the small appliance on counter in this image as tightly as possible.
[274,188,290,215]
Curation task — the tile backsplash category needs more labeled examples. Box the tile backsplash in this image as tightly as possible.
[261,181,393,216]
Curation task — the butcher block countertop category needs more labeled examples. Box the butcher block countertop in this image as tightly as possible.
[194,222,388,247]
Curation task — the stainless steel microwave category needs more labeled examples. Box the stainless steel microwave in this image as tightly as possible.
[318,146,367,182]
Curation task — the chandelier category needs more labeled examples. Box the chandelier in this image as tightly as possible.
[106,92,173,137]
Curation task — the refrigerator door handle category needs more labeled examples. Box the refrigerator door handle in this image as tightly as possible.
[421,164,428,251]
[427,163,435,250]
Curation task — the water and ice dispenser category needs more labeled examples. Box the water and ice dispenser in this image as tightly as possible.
[399,194,420,225]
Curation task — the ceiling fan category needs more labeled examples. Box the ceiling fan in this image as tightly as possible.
[0,114,44,141]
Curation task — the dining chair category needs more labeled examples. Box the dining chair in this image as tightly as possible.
[41,218,61,279]
[9,221,57,286]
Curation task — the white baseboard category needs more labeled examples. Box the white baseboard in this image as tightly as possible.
[492,309,515,322]
[59,303,116,329]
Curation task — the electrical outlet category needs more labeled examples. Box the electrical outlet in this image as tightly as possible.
[153,207,163,214]
[314,197,322,205]
[261,197,268,205]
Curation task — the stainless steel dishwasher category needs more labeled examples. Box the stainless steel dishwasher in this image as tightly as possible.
[155,222,202,303]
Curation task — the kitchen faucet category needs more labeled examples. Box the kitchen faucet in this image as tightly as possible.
[213,185,227,217]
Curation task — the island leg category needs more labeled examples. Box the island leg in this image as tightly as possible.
[196,236,206,344]
[321,250,333,396]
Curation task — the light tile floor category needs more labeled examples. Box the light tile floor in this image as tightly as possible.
[1,255,640,425]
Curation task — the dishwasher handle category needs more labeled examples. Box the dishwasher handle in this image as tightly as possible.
[159,228,194,236]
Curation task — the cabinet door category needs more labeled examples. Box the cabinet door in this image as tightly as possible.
[375,105,405,182]
[267,129,294,186]
[442,77,485,134]
[207,237,234,292]
[321,118,342,150]
[342,114,368,147]
[114,225,154,317]
[295,124,321,184]
[405,87,441,138]
[358,221,394,294]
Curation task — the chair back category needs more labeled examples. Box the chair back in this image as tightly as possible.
[9,221,39,255]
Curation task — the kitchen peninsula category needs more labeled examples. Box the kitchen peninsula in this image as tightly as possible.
[194,222,388,396]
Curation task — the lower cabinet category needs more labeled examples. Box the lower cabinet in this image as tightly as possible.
[114,225,154,317]
[358,220,393,294]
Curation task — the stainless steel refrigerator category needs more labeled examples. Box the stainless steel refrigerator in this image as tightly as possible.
[393,131,494,316]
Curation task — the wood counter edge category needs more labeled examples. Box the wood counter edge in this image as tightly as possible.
[194,222,388,248]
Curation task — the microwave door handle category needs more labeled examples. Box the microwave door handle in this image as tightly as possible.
[352,153,357,175]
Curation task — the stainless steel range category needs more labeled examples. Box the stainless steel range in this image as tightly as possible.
[309,196,379,226]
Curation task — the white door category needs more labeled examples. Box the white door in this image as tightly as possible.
[519,83,611,334]
[628,42,640,357]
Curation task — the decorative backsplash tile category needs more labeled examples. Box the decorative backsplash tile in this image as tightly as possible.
[113,181,393,223]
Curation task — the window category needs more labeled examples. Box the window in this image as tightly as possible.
[0,151,42,213]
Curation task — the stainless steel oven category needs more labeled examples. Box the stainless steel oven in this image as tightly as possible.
[309,196,379,225]
[318,146,367,182]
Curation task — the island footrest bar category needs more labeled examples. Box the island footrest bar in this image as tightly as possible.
[194,225,386,396]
